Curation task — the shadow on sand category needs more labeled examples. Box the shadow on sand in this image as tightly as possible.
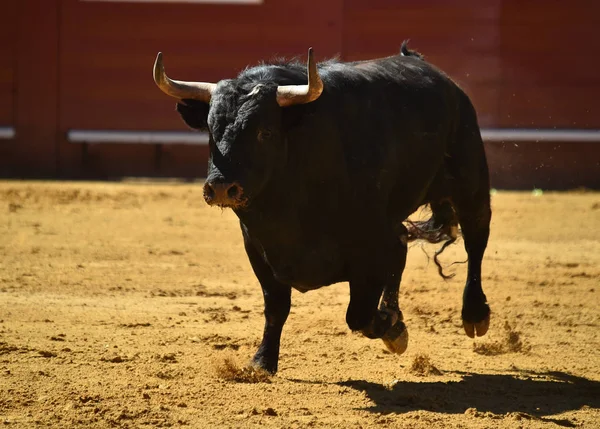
[334,371,599,427]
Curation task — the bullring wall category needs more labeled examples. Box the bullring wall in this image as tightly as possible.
[0,0,598,188]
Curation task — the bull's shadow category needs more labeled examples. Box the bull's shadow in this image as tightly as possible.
[336,371,599,427]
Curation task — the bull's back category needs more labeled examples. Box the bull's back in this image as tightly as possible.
[316,56,461,216]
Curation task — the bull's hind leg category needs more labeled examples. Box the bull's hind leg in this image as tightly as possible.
[449,96,493,338]
[453,185,492,338]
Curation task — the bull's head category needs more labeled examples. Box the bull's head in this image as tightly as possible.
[153,49,323,209]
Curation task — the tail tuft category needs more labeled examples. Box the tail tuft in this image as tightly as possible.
[405,202,460,279]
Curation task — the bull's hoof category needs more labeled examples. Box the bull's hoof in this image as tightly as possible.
[462,299,491,338]
[463,313,490,338]
[382,321,409,355]
[251,353,278,374]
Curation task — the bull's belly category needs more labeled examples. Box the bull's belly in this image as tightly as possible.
[260,241,345,291]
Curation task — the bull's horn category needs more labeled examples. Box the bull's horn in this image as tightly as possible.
[276,48,323,107]
[153,52,216,102]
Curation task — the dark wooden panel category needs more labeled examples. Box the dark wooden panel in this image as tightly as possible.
[343,0,502,58]
[344,0,502,23]
[465,85,500,128]
[498,0,600,26]
[496,85,597,128]
[498,0,600,128]
[5,0,59,177]
[486,141,600,190]
[499,25,600,55]
[81,144,157,179]
[157,145,209,178]
[500,54,600,86]
[58,0,343,131]
[0,0,17,126]
[343,0,502,127]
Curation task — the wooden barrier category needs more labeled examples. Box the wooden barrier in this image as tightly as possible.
[1,0,598,187]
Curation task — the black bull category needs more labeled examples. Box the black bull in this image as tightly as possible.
[153,42,492,374]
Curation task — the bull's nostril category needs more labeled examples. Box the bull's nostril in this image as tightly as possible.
[204,181,244,206]
[204,183,215,200]
[227,184,240,199]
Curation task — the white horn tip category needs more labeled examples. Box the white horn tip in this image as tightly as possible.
[154,52,163,68]
[153,52,164,84]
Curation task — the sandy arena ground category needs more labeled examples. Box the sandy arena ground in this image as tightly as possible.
[0,181,599,428]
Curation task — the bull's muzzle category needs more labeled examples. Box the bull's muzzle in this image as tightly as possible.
[203,181,246,208]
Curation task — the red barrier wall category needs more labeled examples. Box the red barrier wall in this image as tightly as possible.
[1,0,598,188]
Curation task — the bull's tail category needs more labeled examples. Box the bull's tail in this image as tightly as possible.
[406,201,460,280]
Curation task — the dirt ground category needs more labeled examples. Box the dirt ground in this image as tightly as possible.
[1,181,599,428]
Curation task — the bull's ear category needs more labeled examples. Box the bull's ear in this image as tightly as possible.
[176,99,210,131]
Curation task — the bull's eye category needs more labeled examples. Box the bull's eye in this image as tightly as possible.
[257,129,272,142]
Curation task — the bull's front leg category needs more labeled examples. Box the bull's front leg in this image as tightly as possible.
[243,230,291,374]
[253,280,291,374]
[379,227,409,354]
[346,236,409,354]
